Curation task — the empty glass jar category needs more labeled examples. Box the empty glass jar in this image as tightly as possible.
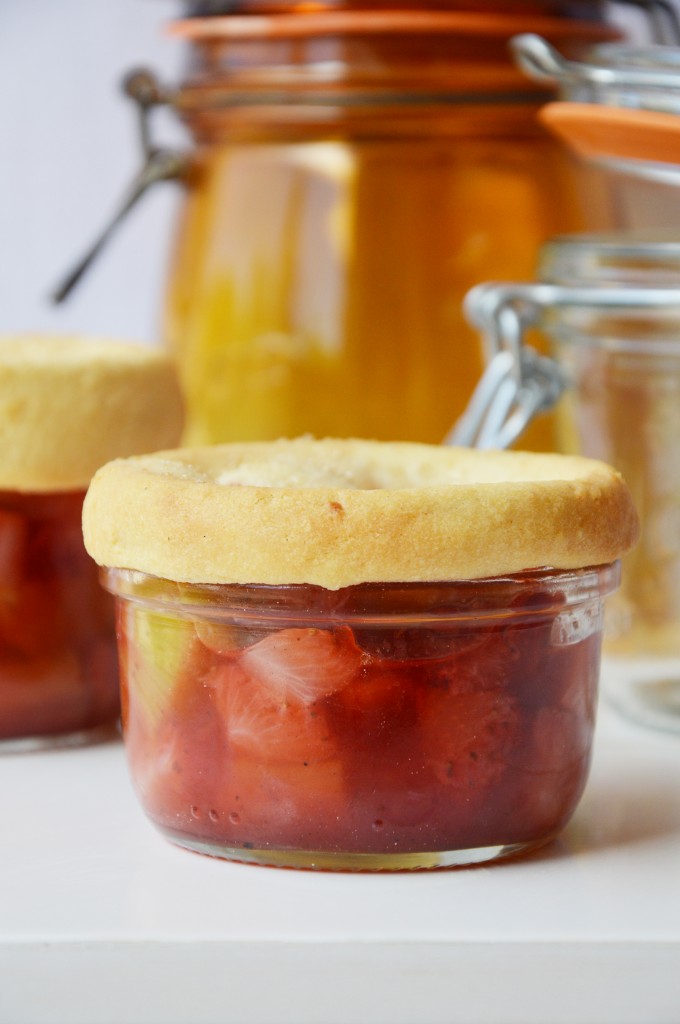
[458,233,680,732]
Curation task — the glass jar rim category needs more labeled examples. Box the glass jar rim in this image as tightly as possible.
[102,564,620,627]
[588,42,680,73]
[540,231,680,287]
[168,10,617,115]
[168,11,618,42]
[516,36,680,90]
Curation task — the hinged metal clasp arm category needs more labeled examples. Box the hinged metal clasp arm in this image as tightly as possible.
[512,29,680,98]
[52,70,188,303]
[445,283,567,450]
[447,280,680,450]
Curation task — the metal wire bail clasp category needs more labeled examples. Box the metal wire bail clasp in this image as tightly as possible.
[53,69,187,303]
[446,283,566,451]
[511,30,680,101]
[448,276,680,450]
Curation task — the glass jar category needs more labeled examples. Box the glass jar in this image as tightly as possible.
[59,6,629,451]
[0,490,117,748]
[82,436,637,869]
[513,34,680,227]
[458,234,680,732]
[0,335,184,751]
[164,10,621,449]
[105,564,618,870]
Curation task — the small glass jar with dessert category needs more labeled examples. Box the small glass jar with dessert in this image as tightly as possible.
[0,335,183,751]
[82,438,637,869]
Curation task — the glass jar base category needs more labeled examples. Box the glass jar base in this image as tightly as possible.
[160,829,552,872]
[0,720,120,755]
[603,656,680,735]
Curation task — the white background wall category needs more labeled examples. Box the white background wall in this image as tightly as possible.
[0,1,183,345]
[0,1,671,347]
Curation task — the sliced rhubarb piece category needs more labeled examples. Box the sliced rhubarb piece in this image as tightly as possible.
[123,605,209,726]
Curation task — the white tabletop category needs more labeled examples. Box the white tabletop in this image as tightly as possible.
[3,660,680,1024]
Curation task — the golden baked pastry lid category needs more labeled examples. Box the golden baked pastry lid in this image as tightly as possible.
[0,335,184,492]
[82,438,639,589]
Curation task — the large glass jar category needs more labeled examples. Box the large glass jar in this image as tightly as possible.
[127,7,622,448]
[459,234,680,732]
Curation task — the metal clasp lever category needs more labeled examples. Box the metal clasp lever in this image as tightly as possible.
[53,70,187,303]
[446,284,566,450]
[512,30,680,97]
[448,280,680,450]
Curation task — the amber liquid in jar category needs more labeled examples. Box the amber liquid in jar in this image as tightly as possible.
[0,491,118,747]
[165,17,615,448]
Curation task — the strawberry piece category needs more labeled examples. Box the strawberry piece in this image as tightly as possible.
[216,755,347,849]
[353,624,488,663]
[239,626,362,705]
[530,705,594,776]
[336,665,411,716]
[210,657,337,764]
[518,640,598,782]
[442,630,522,696]
[128,652,346,848]
[420,688,521,791]
[127,683,227,829]
[500,636,599,843]
[195,620,248,655]
[0,578,62,656]
[0,508,27,592]
[328,663,419,765]
[0,651,85,739]
[503,705,594,843]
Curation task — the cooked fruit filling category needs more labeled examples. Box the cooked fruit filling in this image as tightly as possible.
[118,575,601,854]
[0,491,118,740]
